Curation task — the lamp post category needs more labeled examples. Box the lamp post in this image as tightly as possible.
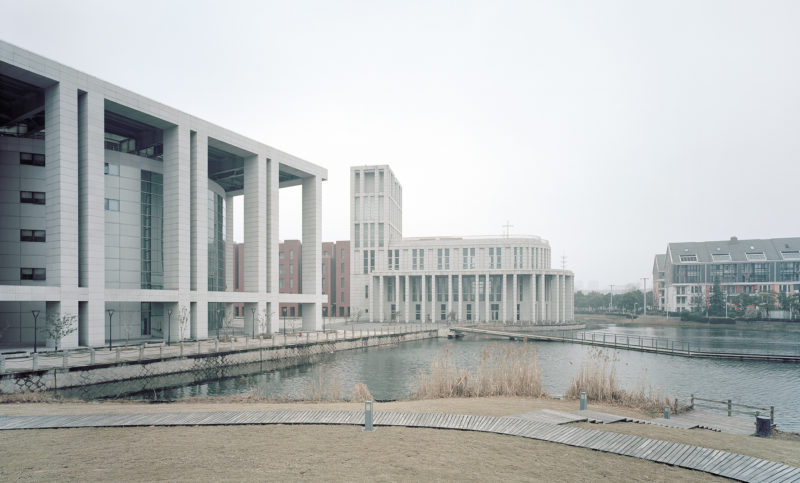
[251,307,256,338]
[167,308,172,346]
[282,309,286,336]
[31,310,40,353]
[107,309,115,351]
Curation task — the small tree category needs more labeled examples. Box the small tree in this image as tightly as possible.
[178,305,190,341]
[708,278,725,316]
[222,311,235,339]
[259,309,274,336]
[447,310,458,325]
[43,312,77,351]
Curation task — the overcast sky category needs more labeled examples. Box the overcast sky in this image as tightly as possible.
[4,0,799,291]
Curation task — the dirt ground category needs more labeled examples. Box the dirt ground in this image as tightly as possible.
[1,397,798,481]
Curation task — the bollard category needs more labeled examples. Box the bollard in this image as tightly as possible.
[90,349,95,364]
[579,391,587,410]
[197,341,202,354]
[159,346,163,358]
[727,399,732,417]
[215,339,219,352]
[307,332,309,344]
[62,351,69,369]
[115,348,120,362]
[664,406,671,419]
[180,341,184,357]
[32,353,39,370]
[364,400,374,431]
[139,346,144,361]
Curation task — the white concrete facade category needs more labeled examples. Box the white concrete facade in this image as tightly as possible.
[0,40,327,350]
[349,165,574,324]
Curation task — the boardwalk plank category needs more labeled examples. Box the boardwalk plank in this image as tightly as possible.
[715,453,748,477]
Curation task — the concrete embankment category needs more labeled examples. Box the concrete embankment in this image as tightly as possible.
[0,327,447,396]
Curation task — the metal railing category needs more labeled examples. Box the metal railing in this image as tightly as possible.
[691,394,774,422]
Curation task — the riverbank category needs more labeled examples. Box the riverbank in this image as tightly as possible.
[580,313,800,332]
[0,397,798,481]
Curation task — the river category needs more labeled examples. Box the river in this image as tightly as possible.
[77,322,800,432]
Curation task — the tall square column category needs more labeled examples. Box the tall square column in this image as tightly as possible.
[530,274,536,323]
[301,175,322,330]
[538,274,545,322]
[78,90,105,346]
[457,275,463,322]
[190,131,208,292]
[224,193,234,291]
[163,126,191,292]
[45,82,79,292]
[378,275,384,322]
[244,155,267,294]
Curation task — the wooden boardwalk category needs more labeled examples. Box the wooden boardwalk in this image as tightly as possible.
[450,326,800,363]
[0,410,797,481]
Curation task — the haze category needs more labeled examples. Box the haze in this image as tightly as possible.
[4,0,798,290]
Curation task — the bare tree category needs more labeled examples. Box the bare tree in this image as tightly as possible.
[447,310,458,325]
[178,305,190,341]
[42,312,77,352]
[259,309,275,336]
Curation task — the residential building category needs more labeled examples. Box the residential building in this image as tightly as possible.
[279,240,302,317]
[349,165,574,323]
[0,40,327,349]
[652,254,666,310]
[655,237,800,312]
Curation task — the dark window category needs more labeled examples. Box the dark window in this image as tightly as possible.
[20,268,46,280]
[20,191,46,205]
[20,152,45,166]
[20,229,46,242]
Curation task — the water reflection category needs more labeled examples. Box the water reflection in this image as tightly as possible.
[70,325,800,431]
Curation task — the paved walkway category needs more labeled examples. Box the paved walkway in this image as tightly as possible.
[0,410,796,482]
[0,326,433,373]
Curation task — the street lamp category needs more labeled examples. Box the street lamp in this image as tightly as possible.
[167,308,172,346]
[250,307,256,338]
[107,309,115,351]
[31,310,40,353]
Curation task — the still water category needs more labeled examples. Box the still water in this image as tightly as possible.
[95,324,800,431]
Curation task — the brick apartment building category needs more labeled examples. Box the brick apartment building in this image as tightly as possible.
[234,240,350,319]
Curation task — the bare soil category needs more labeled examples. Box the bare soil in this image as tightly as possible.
[1,397,797,481]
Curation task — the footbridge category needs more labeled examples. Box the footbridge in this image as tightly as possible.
[449,327,800,363]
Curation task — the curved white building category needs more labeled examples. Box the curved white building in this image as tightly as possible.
[0,41,327,350]
[349,165,574,323]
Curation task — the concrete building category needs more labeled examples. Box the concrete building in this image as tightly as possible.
[278,240,302,317]
[349,165,574,323]
[655,237,800,312]
[0,40,327,350]
[652,254,666,310]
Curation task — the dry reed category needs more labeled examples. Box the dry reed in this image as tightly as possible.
[350,383,374,402]
[303,365,344,401]
[413,343,546,399]
[565,348,679,414]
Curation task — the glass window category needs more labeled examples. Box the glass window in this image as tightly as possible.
[341,277,345,289]
[104,162,120,175]
[363,251,369,274]
[279,251,284,259]
[279,279,284,289]
[20,268,46,280]
[322,278,326,289]
[21,191,46,205]
[289,264,294,274]
[280,264,284,274]
[104,198,119,211]
[20,152,45,166]
[378,223,384,247]
[365,285,369,298]
[354,224,360,248]
[290,250,294,260]
[20,229,46,242]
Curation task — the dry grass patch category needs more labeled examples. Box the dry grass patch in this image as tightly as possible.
[414,343,546,399]
[565,348,681,414]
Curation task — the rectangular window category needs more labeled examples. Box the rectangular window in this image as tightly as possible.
[341,292,345,303]
[290,250,294,260]
[289,279,294,289]
[322,278,326,289]
[20,191,46,205]
[289,264,294,274]
[394,249,399,270]
[365,285,369,299]
[363,251,369,274]
[370,223,375,248]
[489,247,494,269]
[438,248,443,270]
[497,247,502,269]
[279,264,284,274]
[20,152,45,166]
[279,279,284,289]
[780,251,800,260]
[20,229,46,242]
[470,248,475,269]
[341,248,345,259]
[104,162,120,175]
[322,263,326,273]
[746,252,767,261]
[412,249,418,270]
[324,250,329,257]
[378,223,384,247]
[279,251,284,259]
[453,276,459,302]
[341,277,345,289]
[341,262,345,273]
[444,248,450,270]
[370,250,375,272]
[420,249,425,270]
[20,268,46,280]
[354,224,360,248]
[679,254,698,262]
[463,248,468,269]
[104,198,119,211]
